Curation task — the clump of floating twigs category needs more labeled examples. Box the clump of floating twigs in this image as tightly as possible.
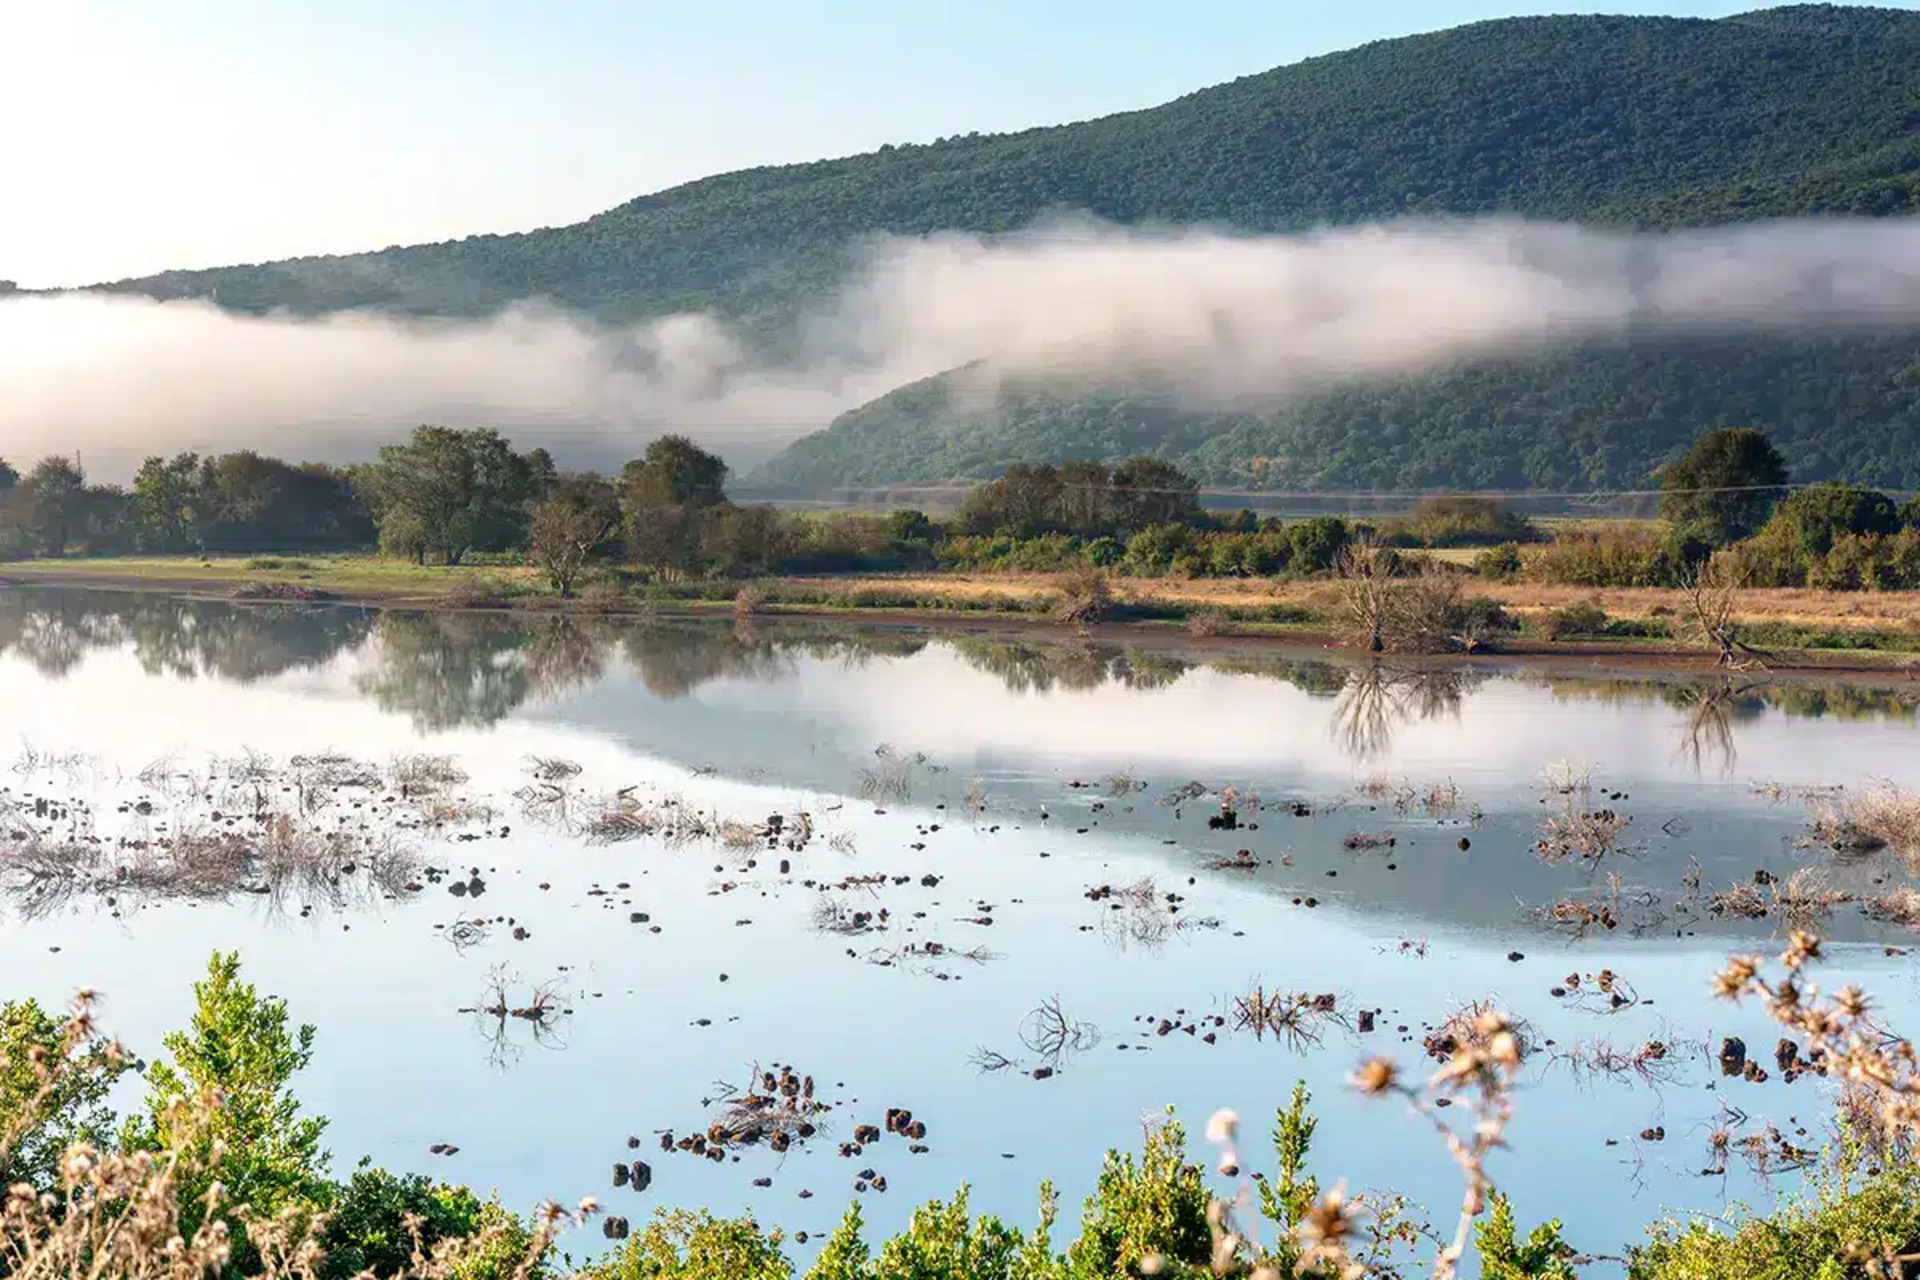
[1534,873,1665,938]
[1232,985,1351,1049]
[1547,968,1642,1014]
[1549,1036,1681,1088]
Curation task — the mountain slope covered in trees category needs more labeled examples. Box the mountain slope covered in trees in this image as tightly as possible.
[753,336,1920,493]
[71,5,1920,493]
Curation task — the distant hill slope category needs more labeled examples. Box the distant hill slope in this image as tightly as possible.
[754,337,1920,494]
[76,5,1920,492]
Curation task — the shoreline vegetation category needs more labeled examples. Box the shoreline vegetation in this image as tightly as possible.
[4,557,1920,677]
[5,426,1920,675]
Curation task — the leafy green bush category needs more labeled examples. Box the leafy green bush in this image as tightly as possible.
[121,952,332,1271]
[1388,496,1542,547]
[1528,532,1665,587]
[1477,1193,1577,1279]
[1540,601,1609,640]
[317,1167,487,1280]
[1630,1168,1920,1280]
[1474,543,1524,580]
[1769,483,1903,558]
[0,997,130,1193]
[1288,517,1351,574]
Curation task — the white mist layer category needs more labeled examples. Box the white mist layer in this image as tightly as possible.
[2,215,1917,481]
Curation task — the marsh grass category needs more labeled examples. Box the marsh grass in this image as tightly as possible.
[1807,783,1920,861]
[1536,802,1634,862]
[0,820,417,917]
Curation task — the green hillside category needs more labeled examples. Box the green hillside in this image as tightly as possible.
[75,4,1920,492]
[86,5,1920,327]
[753,336,1920,494]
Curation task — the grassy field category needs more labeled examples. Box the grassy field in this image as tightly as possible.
[7,552,1920,664]
[0,554,545,602]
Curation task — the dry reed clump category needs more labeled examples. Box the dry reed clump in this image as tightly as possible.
[1231,986,1351,1048]
[1185,608,1232,638]
[810,895,887,936]
[682,1064,831,1154]
[1548,967,1642,1014]
[0,820,418,915]
[1708,867,1852,929]
[1535,804,1633,861]
[390,754,469,797]
[859,744,926,804]
[1860,886,1920,928]
[1549,1036,1679,1087]
[525,756,583,783]
[1050,566,1112,628]
[1806,783,1920,860]
[1359,776,1471,820]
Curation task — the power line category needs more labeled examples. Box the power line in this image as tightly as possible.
[743,480,1918,502]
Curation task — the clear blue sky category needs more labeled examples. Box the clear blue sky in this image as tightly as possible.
[5,0,1899,287]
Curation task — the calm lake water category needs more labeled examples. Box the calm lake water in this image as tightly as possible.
[5,585,1920,1270]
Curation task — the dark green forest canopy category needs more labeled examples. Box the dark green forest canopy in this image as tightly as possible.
[50,5,1920,494]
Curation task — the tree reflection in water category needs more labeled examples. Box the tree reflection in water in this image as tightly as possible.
[1330,663,1479,764]
[3,587,1916,751]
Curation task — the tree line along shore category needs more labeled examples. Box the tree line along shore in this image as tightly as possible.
[4,427,1920,663]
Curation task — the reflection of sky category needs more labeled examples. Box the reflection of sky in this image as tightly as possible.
[7,619,1920,1266]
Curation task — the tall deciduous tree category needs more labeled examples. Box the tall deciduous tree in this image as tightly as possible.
[363,426,543,565]
[21,456,87,556]
[0,457,17,493]
[620,436,731,577]
[1110,456,1204,533]
[133,453,203,552]
[620,435,729,509]
[529,474,622,596]
[1658,427,1789,544]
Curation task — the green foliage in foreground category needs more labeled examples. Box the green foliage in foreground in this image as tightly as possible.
[1630,1167,1920,1280]
[10,952,1920,1277]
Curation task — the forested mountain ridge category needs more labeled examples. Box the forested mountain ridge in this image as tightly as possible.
[75,5,1920,328]
[58,5,1920,494]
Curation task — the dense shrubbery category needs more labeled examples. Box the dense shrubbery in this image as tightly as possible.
[1379,497,1542,548]
[1,954,546,1280]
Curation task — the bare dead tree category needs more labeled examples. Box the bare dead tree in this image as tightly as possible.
[1682,560,1772,670]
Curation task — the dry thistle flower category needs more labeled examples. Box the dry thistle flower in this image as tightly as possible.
[1294,1182,1365,1280]
[1352,1057,1399,1095]
[1714,954,1762,999]
[1784,930,1822,970]
[1835,985,1872,1020]
[1205,1108,1239,1144]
